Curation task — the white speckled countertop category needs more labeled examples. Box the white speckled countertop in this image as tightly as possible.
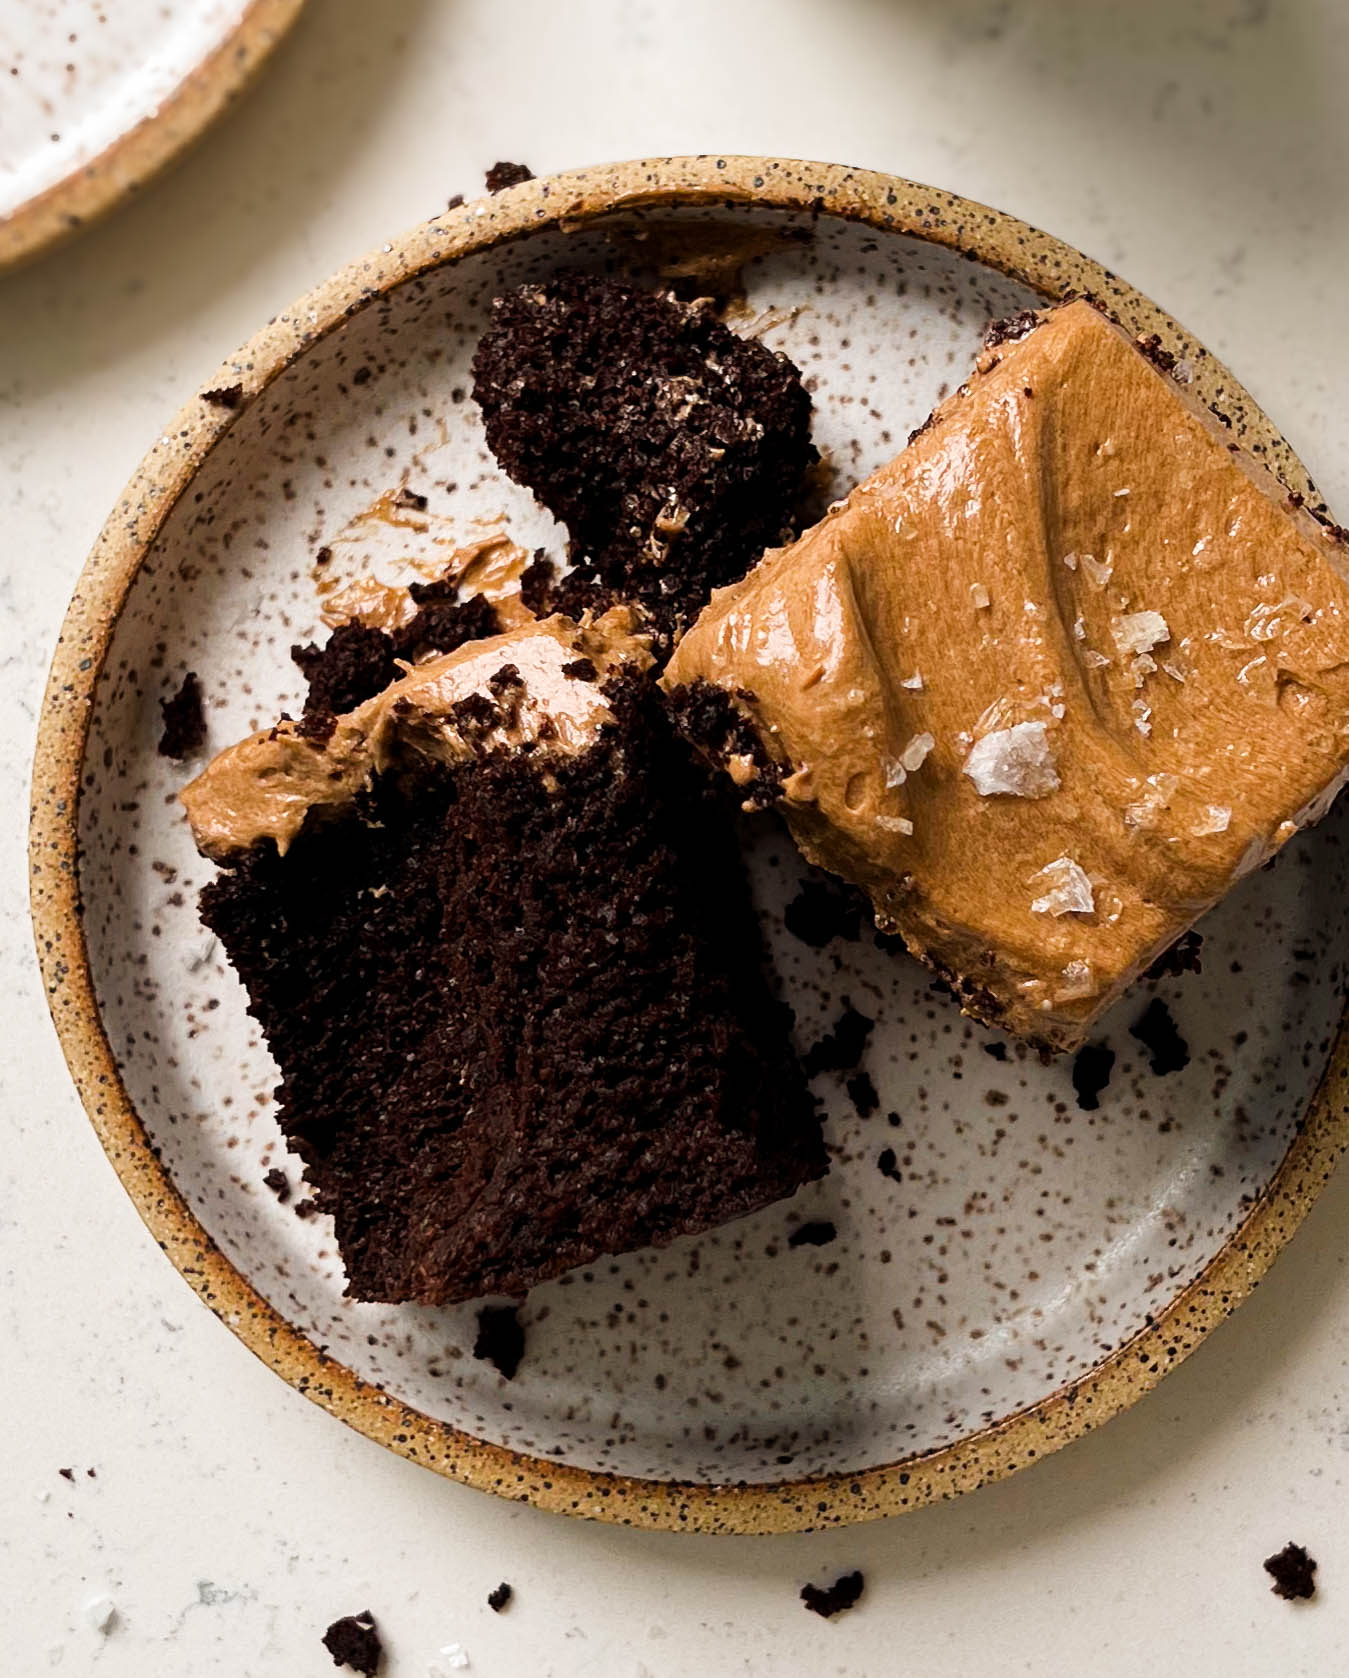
[5,2,1349,1672]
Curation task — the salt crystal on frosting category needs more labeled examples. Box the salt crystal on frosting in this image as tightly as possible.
[1030,856,1095,916]
[1080,553,1113,586]
[1058,959,1098,999]
[963,721,1060,798]
[1112,610,1170,656]
[1132,700,1152,735]
[970,582,991,609]
[1192,804,1231,836]
[901,732,936,772]
[1082,649,1111,669]
[900,671,925,689]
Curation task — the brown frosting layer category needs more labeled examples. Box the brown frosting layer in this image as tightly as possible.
[665,301,1349,1048]
[182,611,651,860]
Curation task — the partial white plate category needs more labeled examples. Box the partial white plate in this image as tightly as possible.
[0,0,304,267]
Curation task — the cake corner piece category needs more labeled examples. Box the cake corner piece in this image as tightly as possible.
[665,300,1349,1050]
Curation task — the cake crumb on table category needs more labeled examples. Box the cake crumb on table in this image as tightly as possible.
[485,161,533,192]
[1264,1542,1317,1601]
[800,1570,865,1618]
[322,1609,382,1675]
[486,1582,513,1613]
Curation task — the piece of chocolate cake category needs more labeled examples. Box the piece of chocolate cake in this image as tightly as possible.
[666,300,1349,1049]
[471,274,815,634]
[185,615,825,1304]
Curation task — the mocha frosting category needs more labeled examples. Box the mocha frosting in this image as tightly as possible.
[665,301,1349,1048]
[182,611,651,860]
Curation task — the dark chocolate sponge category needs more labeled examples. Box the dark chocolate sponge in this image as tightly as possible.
[470,274,815,632]
[199,675,825,1303]
[293,591,504,723]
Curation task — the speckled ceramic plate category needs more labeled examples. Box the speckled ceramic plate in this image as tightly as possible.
[31,158,1349,1534]
[0,0,304,269]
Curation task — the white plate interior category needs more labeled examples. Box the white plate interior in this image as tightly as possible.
[0,1,249,220]
[76,207,1349,1483]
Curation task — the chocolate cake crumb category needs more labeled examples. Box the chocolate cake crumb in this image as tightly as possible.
[447,193,465,210]
[847,1071,879,1117]
[396,588,500,664]
[294,1198,317,1220]
[1071,1042,1116,1111]
[474,1305,525,1379]
[1264,1542,1317,1601]
[472,274,815,633]
[784,875,867,948]
[983,1041,1008,1061]
[485,160,533,192]
[486,1583,513,1613]
[294,597,503,721]
[1135,332,1178,376]
[1130,999,1190,1075]
[788,1220,837,1248]
[201,383,243,409]
[58,1467,75,1482]
[519,553,558,616]
[158,671,207,760]
[263,1167,291,1203]
[666,680,784,808]
[322,1609,382,1675]
[801,1570,864,1619]
[392,486,428,512]
[1146,930,1204,980]
[983,308,1040,350]
[293,624,397,718]
[562,657,598,681]
[877,1147,902,1183]
[803,1005,874,1077]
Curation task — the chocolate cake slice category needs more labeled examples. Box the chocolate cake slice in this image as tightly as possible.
[470,274,816,634]
[665,300,1349,1049]
[185,615,824,1303]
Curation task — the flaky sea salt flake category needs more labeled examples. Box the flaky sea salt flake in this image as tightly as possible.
[1080,554,1113,586]
[1193,805,1231,836]
[963,721,1060,798]
[901,732,936,772]
[900,671,925,689]
[1112,610,1170,656]
[970,582,991,609]
[1030,856,1096,917]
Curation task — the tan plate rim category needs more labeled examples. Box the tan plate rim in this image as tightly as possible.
[29,155,1349,1535]
[0,0,307,272]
